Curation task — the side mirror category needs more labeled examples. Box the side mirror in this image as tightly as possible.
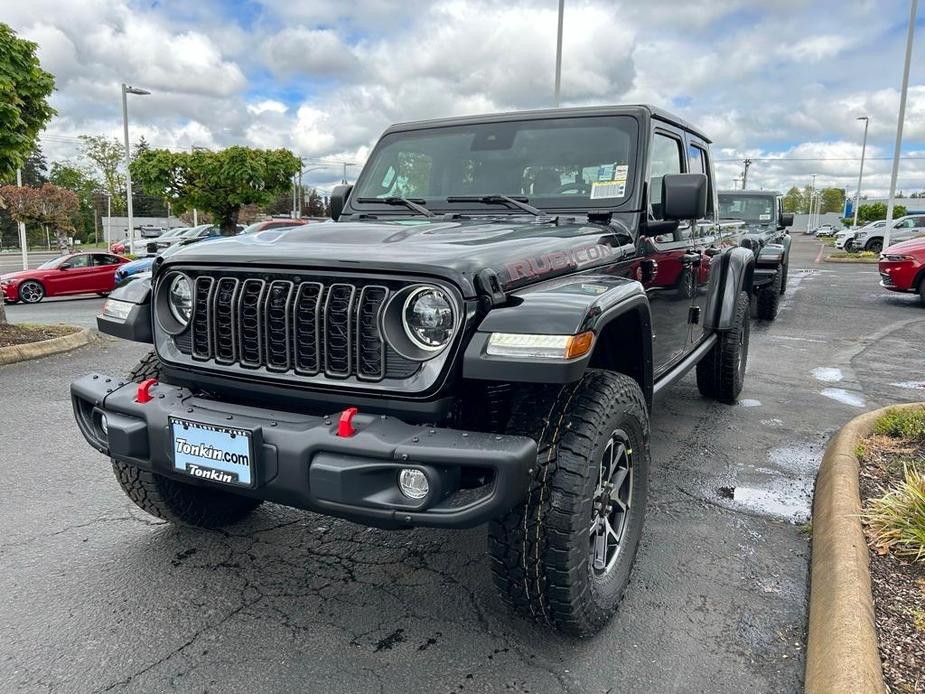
[330,184,353,220]
[59,263,72,270]
[780,212,794,228]
[662,173,708,221]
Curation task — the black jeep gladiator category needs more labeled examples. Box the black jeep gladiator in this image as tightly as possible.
[718,189,794,320]
[72,105,757,636]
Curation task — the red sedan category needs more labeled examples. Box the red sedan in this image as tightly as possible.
[1,252,130,304]
[879,237,925,306]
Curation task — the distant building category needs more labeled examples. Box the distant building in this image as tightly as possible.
[103,216,186,242]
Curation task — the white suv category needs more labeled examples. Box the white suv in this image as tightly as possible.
[851,215,925,253]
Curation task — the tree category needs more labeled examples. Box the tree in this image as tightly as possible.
[781,186,804,214]
[79,135,126,213]
[306,188,326,216]
[0,24,56,179]
[49,162,100,242]
[819,187,846,214]
[856,202,907,224]
[131,146,302,235]
[0,183,79,253]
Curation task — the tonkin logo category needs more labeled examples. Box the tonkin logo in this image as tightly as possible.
[185,464,238,484]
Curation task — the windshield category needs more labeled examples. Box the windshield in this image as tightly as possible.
[352,116,639,212]
[718,194,775,223]
[38,256,70,269]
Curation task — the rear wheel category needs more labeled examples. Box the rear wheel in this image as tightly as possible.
[488,371,649,636]
[756,269,782,320]
[112,351,263,528]
[18,280,44,304]
[696,290,750,403]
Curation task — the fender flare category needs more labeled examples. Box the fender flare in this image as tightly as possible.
[703,247,754,331]
[463,274,652,397]
[756,243,785,268]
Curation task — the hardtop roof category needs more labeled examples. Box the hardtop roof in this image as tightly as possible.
[383,104,712,143]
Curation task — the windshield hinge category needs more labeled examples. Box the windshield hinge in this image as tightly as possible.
[475,268,507,307]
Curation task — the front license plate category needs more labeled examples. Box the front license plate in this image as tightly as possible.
[170,417,254,488]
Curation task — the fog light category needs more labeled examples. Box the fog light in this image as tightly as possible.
[98,413,109,436]
[398,468,429,499]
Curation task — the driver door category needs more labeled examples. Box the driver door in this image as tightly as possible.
[47,254,94,294]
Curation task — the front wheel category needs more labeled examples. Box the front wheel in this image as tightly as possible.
[18,280,44,304]
[779,258,789,294]
[696,290,750,403]
[865,239,883,254]
[488,371,650,636]
[919,280,925,308]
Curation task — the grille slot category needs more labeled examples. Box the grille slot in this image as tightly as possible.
[183,273,420,382]
[324,283,355,377]
[237,279,265,367]
[265,280,294,371]
[191,277,214,360]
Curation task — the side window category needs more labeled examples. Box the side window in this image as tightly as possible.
[68,255,89,268]
[649,133,683,221]
[687,142,713,219]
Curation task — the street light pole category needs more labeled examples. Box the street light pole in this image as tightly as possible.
[883,0,918,252]
[105,193,112,249]
[852,116,870,229]
[808,174,817,232]
[121,83,150,251]
[553,0,565,108]
[16,168,28,270]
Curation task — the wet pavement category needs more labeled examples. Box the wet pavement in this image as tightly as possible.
[1,233,924,693]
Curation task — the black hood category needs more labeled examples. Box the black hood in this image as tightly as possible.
[161,215,637,297]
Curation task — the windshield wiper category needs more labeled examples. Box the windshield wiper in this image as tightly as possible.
[446,194,544,217]
[356,196,435,217]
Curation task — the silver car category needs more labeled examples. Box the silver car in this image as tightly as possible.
[851,215,925,253]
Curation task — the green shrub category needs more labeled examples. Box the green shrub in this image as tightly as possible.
[873,407,925,441]
[864,465,925,561]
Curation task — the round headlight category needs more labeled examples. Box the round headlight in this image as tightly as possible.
[168,274,192,326]
[402,286,454,351]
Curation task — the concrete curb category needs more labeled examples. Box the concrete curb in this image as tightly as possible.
[805,402,925,694]
[0,327,95,366]
[823,256,879,264]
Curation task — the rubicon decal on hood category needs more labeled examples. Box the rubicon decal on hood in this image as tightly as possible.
[504,241,621,284]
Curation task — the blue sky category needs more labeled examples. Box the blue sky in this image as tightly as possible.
[5,0,925,195]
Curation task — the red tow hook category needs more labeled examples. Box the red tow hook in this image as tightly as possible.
[337,407,359,437]
[136,378,158,403]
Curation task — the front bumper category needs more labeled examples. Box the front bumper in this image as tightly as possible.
[1,282,19,301]
[71,373,536,529]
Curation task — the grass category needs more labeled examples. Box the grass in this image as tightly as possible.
[873,407,925,440]
[863,464,925,561]
[862,408,925,562]
[829,250,878,259]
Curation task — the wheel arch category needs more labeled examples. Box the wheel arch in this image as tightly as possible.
[703,246,755,331]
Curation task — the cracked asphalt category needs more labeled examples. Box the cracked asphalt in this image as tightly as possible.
[2,233,924,693]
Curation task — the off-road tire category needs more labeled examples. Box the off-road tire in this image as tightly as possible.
[779,257,789,294]
[112,351,262,528]
[488,371,650,636]
[756,269,782,320]
[18,280,44,304]
[696,290,750,403]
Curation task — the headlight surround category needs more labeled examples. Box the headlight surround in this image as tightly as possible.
[381,283,459,361]
[402,286,455,351]
[168,274,192,325]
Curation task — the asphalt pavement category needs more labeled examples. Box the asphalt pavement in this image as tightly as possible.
[1,234,924,693]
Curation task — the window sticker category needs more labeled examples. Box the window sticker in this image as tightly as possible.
[590,163,628,199]
[759,213,771,220]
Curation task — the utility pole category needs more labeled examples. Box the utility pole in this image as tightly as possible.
[553,0,565,108]
[883,0,918,252]
[742,158,752,190]
[808,174,817,232]
[105,193,112,249]
[16,168,27,270]
[853,116,870,229]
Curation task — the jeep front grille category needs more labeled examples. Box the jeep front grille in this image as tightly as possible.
[186,274,410,381]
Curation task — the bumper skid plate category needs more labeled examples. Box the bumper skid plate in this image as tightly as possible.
[71,373,537,528]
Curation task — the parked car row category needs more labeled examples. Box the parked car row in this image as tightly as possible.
[847,215,925,253]
[2,219,321,304]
